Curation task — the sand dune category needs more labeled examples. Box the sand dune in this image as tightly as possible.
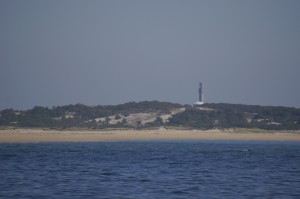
[0,128,300,143]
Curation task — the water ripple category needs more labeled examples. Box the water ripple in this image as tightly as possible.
[0,141,300,198]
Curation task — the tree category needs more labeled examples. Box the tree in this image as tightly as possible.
[105,117,111,124]
[155,117,164,125]
[136,120,142,128]
[121,118,127,125]
[115,115,121,120]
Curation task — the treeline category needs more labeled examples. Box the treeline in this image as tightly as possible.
[0,101,299,130]
[0,101,183,129]
[169,109,246,129]
[169,103,300,130]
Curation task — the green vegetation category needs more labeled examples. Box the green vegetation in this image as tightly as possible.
[169,109,247,129]
[0,101,182,129]
[0,101,299,130]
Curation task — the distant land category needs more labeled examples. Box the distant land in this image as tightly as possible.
[0,101,299,130]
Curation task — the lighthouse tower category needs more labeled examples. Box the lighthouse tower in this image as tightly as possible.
[194,82,204,107]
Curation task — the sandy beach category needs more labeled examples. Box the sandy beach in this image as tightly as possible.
[0,128,300,142]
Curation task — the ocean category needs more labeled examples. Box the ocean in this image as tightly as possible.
[1,141,300,198]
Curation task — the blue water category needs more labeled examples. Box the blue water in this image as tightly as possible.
[1,141,300,199]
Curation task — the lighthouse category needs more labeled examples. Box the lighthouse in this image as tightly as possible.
[194,82,204,107]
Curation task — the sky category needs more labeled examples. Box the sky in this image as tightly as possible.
[1,0,300,110]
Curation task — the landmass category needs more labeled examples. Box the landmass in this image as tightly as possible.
[1,101,299,130]
[1,101,300,142]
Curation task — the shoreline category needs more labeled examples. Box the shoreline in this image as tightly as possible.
[1,128,300,143]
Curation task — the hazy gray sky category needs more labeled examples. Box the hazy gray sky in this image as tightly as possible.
[1,0,300,109]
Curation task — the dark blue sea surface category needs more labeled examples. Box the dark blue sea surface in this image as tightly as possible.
[1,140,300,199]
